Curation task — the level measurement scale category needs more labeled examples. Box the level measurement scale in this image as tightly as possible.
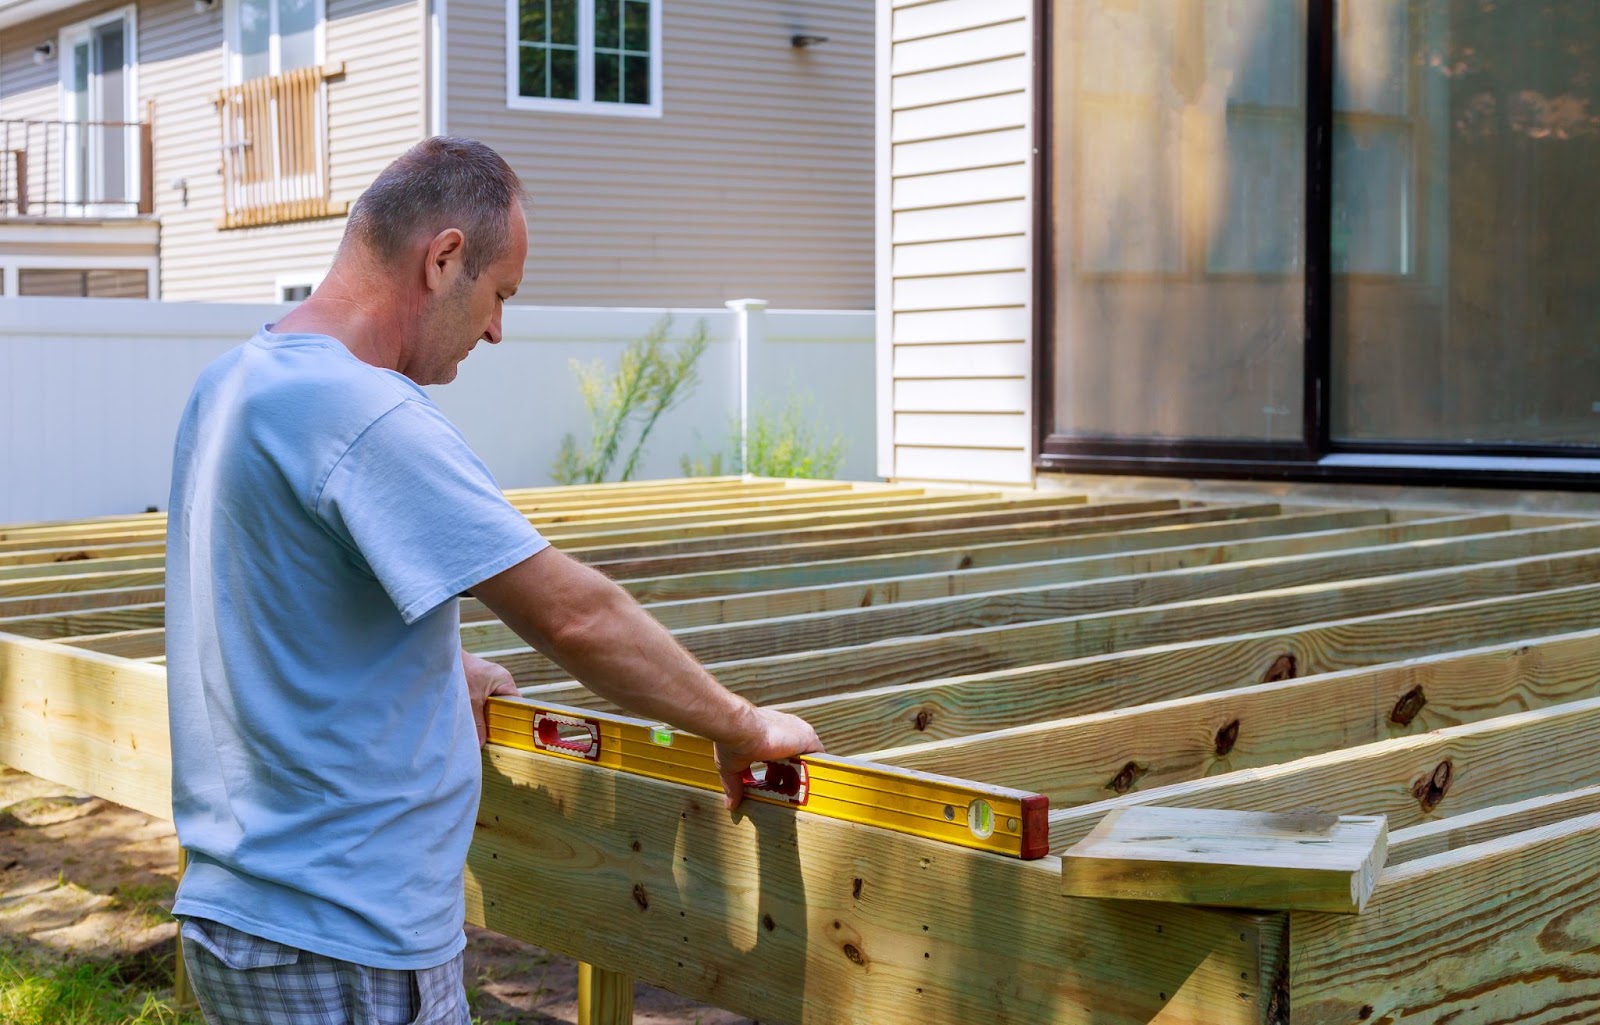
[486,697,1050,859]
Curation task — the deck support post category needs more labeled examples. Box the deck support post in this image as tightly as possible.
[577,962,633,1025]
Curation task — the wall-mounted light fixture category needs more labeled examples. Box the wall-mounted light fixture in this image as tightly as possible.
[32,40,55,64]
[790,33,829,48]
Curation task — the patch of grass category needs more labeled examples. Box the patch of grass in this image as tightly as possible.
[0,945,203,1025]
[110,882,178,926]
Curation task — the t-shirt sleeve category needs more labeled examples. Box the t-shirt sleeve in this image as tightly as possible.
[315,399,549,624]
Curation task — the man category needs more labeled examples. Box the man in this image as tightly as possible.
[165,137,822,1025]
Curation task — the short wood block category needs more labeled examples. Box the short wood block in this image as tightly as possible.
[1061,807,1387,914]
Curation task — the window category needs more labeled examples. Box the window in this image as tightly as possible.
[507,0,661,116]
[227,0,321,83]
[59,6,138,216]
[17,267,151,298]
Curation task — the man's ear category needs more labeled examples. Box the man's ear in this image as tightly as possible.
[423,228,467,293]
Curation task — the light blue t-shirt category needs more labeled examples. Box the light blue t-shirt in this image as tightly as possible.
[165,326,547,969]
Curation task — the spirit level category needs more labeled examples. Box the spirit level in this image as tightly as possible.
[486,696,1050,859]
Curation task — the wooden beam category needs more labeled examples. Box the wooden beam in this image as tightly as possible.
[1047,694,1600,851]
[0,586,167,624]
[0,603,167,640]
[871,627,1600,801]
[518,547,1600,704]
[468,744,1280,1025]
[0,554,165,582]
[0,632,171,819]
[55,627,167,659]
[577,963,633,1025]
[1289,810,1600,1024]
[791,582,1600,755]
[1386,784,1600,865]
[1060,807,1387,914]
[0,540,166,568]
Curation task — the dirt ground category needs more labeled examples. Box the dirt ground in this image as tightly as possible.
[0,766,754,1025]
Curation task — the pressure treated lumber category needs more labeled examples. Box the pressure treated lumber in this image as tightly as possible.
[1288,810,1600,1024]
[1387,784,1600,864]
[0,585,167,619]
[871,627,1600,799]
[520,546,1600,705]
[0,631,171,818]
[1047,694,1600,851]
[467,744,1281,1025]
[577,963,632,1025]
[0,603,167,639]
[784,582,1600,754]
[1060,807,1387,914]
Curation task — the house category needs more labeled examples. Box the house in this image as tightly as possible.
[876,0,1600,488]
[0,0,872,307]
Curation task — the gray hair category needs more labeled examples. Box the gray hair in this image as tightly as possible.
[344,136,525,279]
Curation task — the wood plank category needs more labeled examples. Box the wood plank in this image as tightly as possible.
[1289,811,1600,1024]
[507,525,1600,686]
[521,546,1600,709]
[1060,807,1386,914]
[577,963,633,1025]
[468,744,1279,1025]
[1386,785,1600,865]
[795,581,1600,754]
[0,632,171,819]
[0,603,167,640]
[0,586,168,619]
[0,540,166,568]
[56,628,167,659]
[873,628,1600,805]
[1047,694,1600,851]
[0,553,165,582]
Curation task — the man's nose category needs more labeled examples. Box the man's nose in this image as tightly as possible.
[484,312,503,345]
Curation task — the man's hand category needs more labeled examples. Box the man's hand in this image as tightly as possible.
[713,707,825,811]
[462,649,519,746]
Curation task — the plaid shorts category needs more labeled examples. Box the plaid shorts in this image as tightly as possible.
[180,918,471,1025]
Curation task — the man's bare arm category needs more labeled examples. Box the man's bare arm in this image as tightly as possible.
[470,546,823,807]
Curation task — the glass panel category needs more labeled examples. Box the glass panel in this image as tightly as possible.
[1331,0,1600,445]
[595,0,618,50]
[549,0,577,46]
[623,0,648,52]
[19,269,88,296]
[237,0,272,80]
[622,54,648,105]
[71,42,90,205]
[550,46,578,100]
[519,0,547,43]
[1050,0,1306,443]
[95,21,127,204]
[595,51,620,103]
[518,45,548,97]
[85,269,149,298]
[278,0,319,71]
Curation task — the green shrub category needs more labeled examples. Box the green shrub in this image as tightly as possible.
[681,394,847,480]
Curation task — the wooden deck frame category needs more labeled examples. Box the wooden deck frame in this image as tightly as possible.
[4,476,1599,1024]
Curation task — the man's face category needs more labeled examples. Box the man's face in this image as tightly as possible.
[410,205,528,386]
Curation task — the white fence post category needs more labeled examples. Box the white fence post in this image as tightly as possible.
[725,298,768,474]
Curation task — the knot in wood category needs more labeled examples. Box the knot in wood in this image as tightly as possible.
[762,914,776,932]
[1389,685,1427,727]
[1106,761,1148,795]
[957,555,974,570]
[1412,759,1454,812]
[632,883,650,911]
[1262,654,1298,683]
[913,710,933,732]
[852,877,864,900]
[1214,719,1241,756]
[842,943,867,966]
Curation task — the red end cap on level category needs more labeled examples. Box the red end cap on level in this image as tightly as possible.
[1019,794,1050,860]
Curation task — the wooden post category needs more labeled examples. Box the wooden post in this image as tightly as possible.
[13,149,27,215]
[577,962,633,1025]
[173,847,195,1008]
[137,100,154,215]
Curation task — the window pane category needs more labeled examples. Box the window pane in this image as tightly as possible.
[550,46,578,100]
[1050,0,1306,443]
[623,0,649,53]
[519,0,547,43]
[595,51,620,103]
[95,22,128,203]
[19,269,88,296]
[549,0,577,46]
[596,0,618,50]
[278,0,319,71]
[238,0,271,80]
[1331,0,1600,445]
[518,45,548,97]
[622,54,649,105]
[85,269,149,298]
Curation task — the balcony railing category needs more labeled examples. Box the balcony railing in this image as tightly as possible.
[215,63,346,229]
[0,104,154,219]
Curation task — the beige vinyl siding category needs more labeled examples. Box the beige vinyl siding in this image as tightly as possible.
[445,0,872,309]
[1,0,423,301]
[881,0,1035,485]
[148,0,424,300]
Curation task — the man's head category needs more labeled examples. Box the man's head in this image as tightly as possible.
[340,137,528,385]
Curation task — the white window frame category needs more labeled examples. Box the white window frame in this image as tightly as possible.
[274,268,325,302]
[504,0,662,118]
[222,0,328,85]
[3,253,160,299]
[58,5,140,218]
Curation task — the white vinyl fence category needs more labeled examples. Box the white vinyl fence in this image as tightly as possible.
[0,296,877,523]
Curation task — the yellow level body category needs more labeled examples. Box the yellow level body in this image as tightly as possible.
[487,697,1049,859]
